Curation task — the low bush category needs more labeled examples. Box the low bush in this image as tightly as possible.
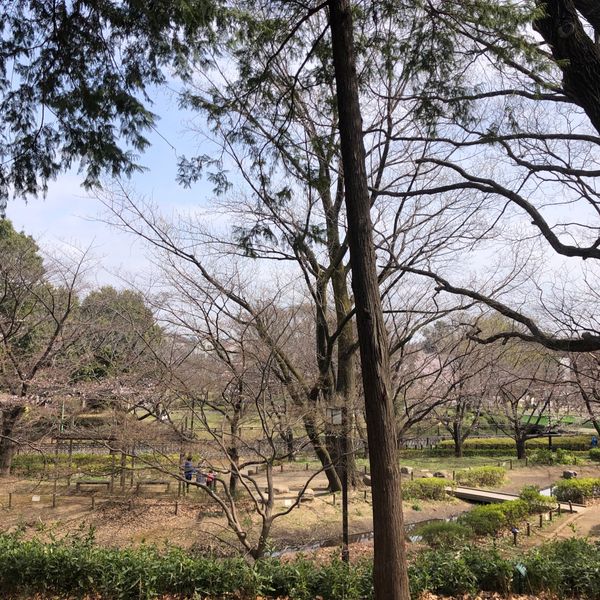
[403,477,450,500]
[529,448,577,465]
[437,435,592,452]
[459,504,508,535]
[416,521,473,548]
[2,534,600,599]
[454,466,506,487]
[518,485,556,513]
[459,490,549,536]
[553,478,600,503]
[589,447,600,462]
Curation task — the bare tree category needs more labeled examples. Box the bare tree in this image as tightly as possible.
[0,221,90,475]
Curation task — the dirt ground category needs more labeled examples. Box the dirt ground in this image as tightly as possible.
[2,461,600,554]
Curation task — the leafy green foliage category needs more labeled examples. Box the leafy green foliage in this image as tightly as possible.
[416,521,473,548]
[438,435,591,451]
[0,0,214,212]
[2,533,600,599]
[529,448,577,465]
[554,478,600,503]
[454,466,506,487]
[518,486,556,513]
[459,493,545,536]
[589,448,600,462]
[402,477,450,500]
[72,286,160,382]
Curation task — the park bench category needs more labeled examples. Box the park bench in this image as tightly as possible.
[75,480,110,492]
[135,480,171,493]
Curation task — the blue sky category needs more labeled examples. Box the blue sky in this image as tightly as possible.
[6,86,214,288]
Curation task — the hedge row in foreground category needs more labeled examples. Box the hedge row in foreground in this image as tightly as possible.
[2,534,600,599]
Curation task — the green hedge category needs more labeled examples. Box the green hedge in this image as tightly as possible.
[437,435,593,451]
[2,534,600,599]
[454,466,506,487]
[554,478,600,503]
[402,477,450,500]
[459,487,556,536]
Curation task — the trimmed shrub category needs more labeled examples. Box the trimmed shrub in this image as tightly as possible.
[553,478,600,503]
[454,466,506,487]
[529,448,576,465]
[403,477,450,500]
[416,521,473,548]
[518,485,556,513]
[589,447,600,462]
[459,504,508,535]
[438,435,592,452]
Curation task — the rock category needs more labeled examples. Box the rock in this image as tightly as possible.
[362,475,372,486]
[433,471,447,479]
[266,485,290,494]
[301,488,315,501]
[563,470,578,479]
[420,471,433,478]
[400,466,413,475]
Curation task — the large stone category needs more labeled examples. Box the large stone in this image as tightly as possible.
[301,488,315,501]
[400,466,413,475]
[433,471,447,479]
[563,470,578,479]
[420,471,433,478]
[266,485,290,494]
[362,475,372,487]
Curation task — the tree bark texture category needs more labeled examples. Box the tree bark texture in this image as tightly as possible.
[535,0,600,134]
[328,2,410,598]
[0,406,25,477]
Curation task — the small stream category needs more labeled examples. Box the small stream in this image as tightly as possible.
[273,485,558,556]
[273,514,461,556]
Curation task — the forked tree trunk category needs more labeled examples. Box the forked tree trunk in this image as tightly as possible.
[329,3,410,598]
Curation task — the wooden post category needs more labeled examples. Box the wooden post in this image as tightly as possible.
[280,463,283,472]
[52,493,56,508]
[67,439,73,488]
[8,492,12,508]
[91,495,95,510]
[174,500,179,515]
[305,463,309,471]
[109,452,116,493]
[53,437,59,501]
[364,490,367,500]
[569,501,573,513]
[527,522,531,536]
[120,450,127,490]
[525,457,528,467]
[549,509,553,522]
[452,470,455,480]
[509,459,513,470]
[130,444,136,487]
[333,493,336,505]
[539,513,543,528]
[557,504,562,515]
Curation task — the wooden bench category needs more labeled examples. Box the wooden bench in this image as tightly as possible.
[75,480,110,492]
[135,480,171,493]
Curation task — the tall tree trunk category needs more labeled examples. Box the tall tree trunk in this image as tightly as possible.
[516,437,527,460]
[329,3,410,598]
[452,423,463,458]
[0,406,25,477]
